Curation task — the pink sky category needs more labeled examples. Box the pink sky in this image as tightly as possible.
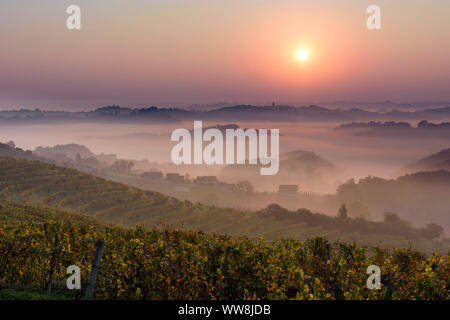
[1,0,449,109]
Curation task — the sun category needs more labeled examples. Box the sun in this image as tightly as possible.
[296,48,309,61]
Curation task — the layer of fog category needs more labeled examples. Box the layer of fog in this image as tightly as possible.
[3,121,449,187]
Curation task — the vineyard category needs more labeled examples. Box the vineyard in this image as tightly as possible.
[0,156,448,253]
[0,200,448,300]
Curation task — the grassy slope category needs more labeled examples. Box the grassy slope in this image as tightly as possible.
[0,205,448,300]
[0,156,447,252]
[0,199,111,299]
[0,199,109,228]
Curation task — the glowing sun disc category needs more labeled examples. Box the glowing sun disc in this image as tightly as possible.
[296,49,309,61]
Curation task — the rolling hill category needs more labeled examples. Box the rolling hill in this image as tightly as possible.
[219,150,340,193]
[0,199,109,228]
[3,104,450,124]
[2,203,448,300]
[0,156,448,253]
[403,148,450,173]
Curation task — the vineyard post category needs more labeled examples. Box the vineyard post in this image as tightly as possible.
[302,243,310,269]
[84,240,105,300]
[221,246,231,299]
[162,230,171,300]
[45,232,59,300]
[222,246,231,276]
[326,243,331,261]
[165,230,169,246]
[381,274,392,300]
[431,262,438,273]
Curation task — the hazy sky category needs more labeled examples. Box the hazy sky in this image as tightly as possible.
[1,0,449,110]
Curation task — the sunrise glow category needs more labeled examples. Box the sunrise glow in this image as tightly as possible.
[296,49,309,61]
